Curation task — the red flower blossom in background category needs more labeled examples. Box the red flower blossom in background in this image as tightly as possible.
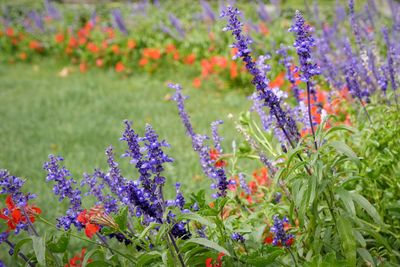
[6,27,14,37]
[127,39,136,49]
[139,58,148,66]
[79,62,88,73]
[259,22,270,35]
[86,42,99,54]
[111,44,120,54]
[205,252,224,267]
[96,58,104,67]
[229,61,238,79]
[65,248,92,267]
[269,71,285,89]
[115,62,125,72]
[19,52,27,61]
[209,148,226,167]
[143,48,161,60]
[184,54,196,65]
[263,232,273,245]
[29,40,43,52]
[192,77,202,88]
[0,195,41,231]
[55,33,65,43]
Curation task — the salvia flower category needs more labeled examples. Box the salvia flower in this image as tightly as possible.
[270,215,294,247]
[231,232,245,243]
[169,13,185,38]
[111,9,128,35]
[221,6,299,146]
[171,83,230,198]
[43,155,82,230]
[0,169,35,207]
[238,173,251,195]
[289,10,320,82]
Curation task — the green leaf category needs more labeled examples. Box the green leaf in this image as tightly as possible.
[86,261,111,267]
[47,231,70,253]
[114,206,128,232]
[357,248,375,267]
[185,238,231,257]
[330,141,361,169]
[100,227,116,236]
[244,250,283,266]
[136,251,162,267]
[82,248,103,267]
[32,235,46,266]
[337,216,356,267]
[336,188,356,217]
[350,192,383,225]
[177,212,216,228]
[13,238,32,261]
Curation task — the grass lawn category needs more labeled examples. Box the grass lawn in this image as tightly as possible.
[0,60,254,220]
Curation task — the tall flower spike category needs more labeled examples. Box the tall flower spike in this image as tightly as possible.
[111,9,128,35]
[171,83,230,198]
[43,155,82,230]
[221,6,300,147]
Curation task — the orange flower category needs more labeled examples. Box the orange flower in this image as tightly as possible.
[210,56,228,69]
[29,40,42,51]
[77,210,100,239]
[209,148,226,168]
[111,44,120,54]
[79,62,88,73]
[263,232,273,245]
[78,37,87,46]
[127,39,136,49]
[269,71,285,89]
[77,206,117,239]
[6,27,14,37]
[96,58,104,67]
[230,61,238,79]
[19,52,27,60]
[0,195,41,231]
[65,248,92,267]
[68,37,78,48]
[86,42,99,54]
[173,51,180,60]
[184,54,196,65]
[192,77,202,88]
[139,57,148,66]
[259,22,269,35]
[165,44,176,54]
[143,48,161,60]
[55,33,64,43]
[115,62,125,72]
[101,40,108,49]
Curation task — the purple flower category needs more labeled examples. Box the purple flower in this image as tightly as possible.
[382,27,398,99]
[174,183,185,210]
[44,0,61,20]
[43,155,82,230]
[0,232,8,244]
[257,1,270,21]
[221,6,299,147]
[270,215,294,247]
[211,120,224,153]
[171,83,230,198]
[289,10,320,82]
[238,173,250,195]
[28,11,44,32]
[111,9,128,35]
[201,0,216,21]
[169,13,185,38]
[231,232,245,243]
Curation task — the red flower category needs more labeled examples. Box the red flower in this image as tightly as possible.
[96,58,104,67]
[209,149,226,167]
[206,252,224,267]
[127,39,136,49]
[184,54,196,65]
[65,248,92,267]
[79,62,88,73]
[77,210,100,239]
[55,33,64,44]
[263,232,273,245]
[0,195,41,231]
[192,77,202,88]
[115,62,125,73]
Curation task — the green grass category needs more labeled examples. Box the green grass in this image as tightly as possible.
[0,60,253,220]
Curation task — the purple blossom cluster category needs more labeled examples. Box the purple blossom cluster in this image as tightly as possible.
[0,170,36,207]
[231,232,245,243]
[270,215,294,247]
[111,9,128,35]
[289,11,320,83]
[221,6,299,147]
[43,155,82,230]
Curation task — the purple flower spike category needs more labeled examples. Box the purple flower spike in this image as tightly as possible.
[111,9,128,35]
[289,10,320,83]
[270,215,294,247]
[43,155,82,230]
[221,6,299,147]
